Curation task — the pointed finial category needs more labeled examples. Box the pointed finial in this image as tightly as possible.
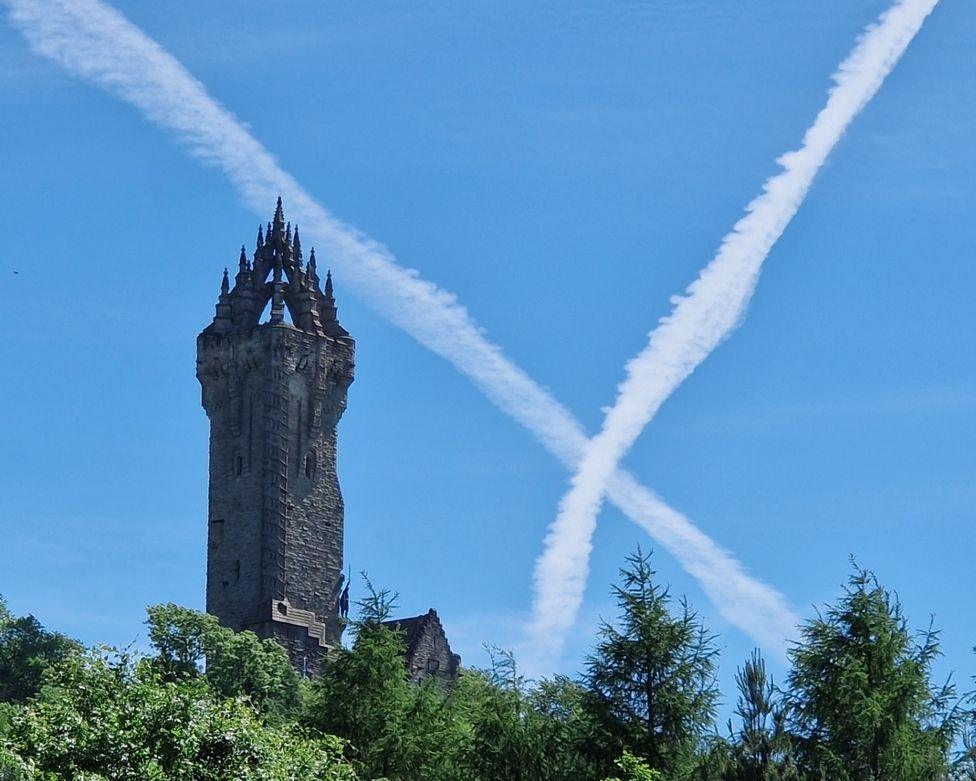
[256,224,264,249]
[293,226,302,266]
[320,267,338,324]
[238,245,248,273]
[272,196,285,238]
[308,247,318,274]
[220,268,230,295]
[285,222,292,247]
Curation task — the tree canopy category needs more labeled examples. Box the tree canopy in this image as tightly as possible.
[1,557,972,780]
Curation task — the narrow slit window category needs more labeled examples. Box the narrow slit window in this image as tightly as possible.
[305,449,316,479]
[235,455,244,476]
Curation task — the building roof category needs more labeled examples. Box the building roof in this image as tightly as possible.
[381,608,461,680]
[381,608,440,657]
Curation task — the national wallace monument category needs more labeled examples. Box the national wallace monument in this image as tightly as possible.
[196,198,458,679]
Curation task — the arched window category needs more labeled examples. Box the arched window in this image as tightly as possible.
[305,449,317,480]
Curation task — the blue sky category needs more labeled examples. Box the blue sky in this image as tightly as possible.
[0,0,973,709]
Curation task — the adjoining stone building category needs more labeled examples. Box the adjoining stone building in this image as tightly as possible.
[197,198,458,679]
[383,609,461,683]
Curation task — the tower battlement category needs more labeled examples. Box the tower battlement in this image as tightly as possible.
[197,199,354,675]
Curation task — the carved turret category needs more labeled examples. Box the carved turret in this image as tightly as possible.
[202,199,349,338]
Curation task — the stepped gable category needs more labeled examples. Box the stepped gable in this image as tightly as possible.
[383,609,461,682]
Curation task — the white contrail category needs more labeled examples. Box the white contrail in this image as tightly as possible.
[528,0,939,662]
[2,0,798,656]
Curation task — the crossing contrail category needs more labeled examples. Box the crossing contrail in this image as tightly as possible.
[527,0,940,663]
[2,0,797,659]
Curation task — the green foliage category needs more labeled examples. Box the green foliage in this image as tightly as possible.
[583,548,720,779]
[785,564,960,781]
[303,581,609,781]
[0,740,32,781]
[1,648,355,781]
[949,650,976,780]
[604,750,666,781]
[303,580,461,780]
[954,731,976,781]
[530,674,607,779]
[0,596,79,704]
[146,603,300,719]
[446,648,601,781]
[724,651,798,780]
[4,555,975,781]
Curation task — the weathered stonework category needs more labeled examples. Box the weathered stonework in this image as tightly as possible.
[383,609,461,683]
[197,199,353,676]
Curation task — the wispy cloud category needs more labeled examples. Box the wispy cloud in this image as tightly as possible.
[527,0,940,664]
[2,0,797,661]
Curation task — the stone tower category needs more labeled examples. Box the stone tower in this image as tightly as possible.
[196,198,354,676]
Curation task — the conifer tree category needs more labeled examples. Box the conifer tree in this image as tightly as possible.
[950,652,976,780]
[785,565,960,781]
[725,650,797,780]
[955,733,976,781]
[448,648,602,781]
[583,548,720,779]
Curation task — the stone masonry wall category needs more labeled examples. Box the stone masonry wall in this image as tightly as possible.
[197,321,354,672]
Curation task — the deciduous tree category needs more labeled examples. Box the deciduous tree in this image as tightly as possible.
[146,603,300,719]
[0,596,79,704]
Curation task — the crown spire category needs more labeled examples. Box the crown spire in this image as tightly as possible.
[293,226,302,266]
[238,245,248,274]
[308,247,319,282]
[256,224,264,250]
[271,196,286,242]
[320,268,338,324]
[220,268,230,295]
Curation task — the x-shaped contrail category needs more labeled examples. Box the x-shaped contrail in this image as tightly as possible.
[3,0,936,667]
[527,0,941,665]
